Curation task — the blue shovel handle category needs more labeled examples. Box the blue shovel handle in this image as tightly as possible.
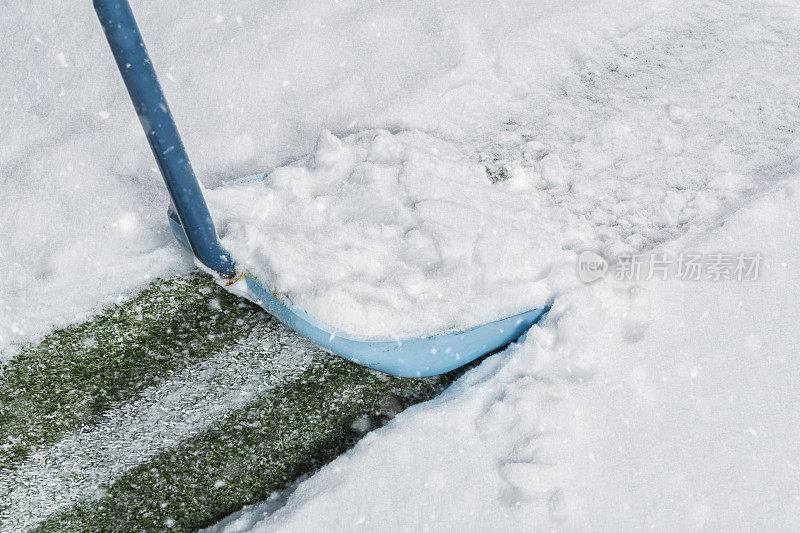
[93,0,236,277]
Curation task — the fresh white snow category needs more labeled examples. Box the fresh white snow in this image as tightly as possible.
[206,0,800,530]
[210,178,800,533]
[1,0,799,529]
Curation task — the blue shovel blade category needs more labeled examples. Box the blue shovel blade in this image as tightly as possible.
[168,202,547,377]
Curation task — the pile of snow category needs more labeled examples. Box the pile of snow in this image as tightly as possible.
[208,129,561,337]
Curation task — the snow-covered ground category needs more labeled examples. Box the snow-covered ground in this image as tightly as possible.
[213,180,800,531]
[2,0,799,529]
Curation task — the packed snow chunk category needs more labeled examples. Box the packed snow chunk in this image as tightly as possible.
[207,130,562,338]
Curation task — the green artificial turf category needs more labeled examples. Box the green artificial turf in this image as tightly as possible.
[0,273,464,531]
[35,355,454,532]
[0,274,263,474]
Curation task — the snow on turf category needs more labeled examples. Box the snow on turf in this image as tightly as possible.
[206,130,561,337]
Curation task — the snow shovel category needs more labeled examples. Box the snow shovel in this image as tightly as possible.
[93,0,547,377]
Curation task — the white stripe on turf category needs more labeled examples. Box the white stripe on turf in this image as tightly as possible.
[0,323,316,532]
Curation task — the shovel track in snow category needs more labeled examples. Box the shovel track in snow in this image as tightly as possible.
[0,274,460,531]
